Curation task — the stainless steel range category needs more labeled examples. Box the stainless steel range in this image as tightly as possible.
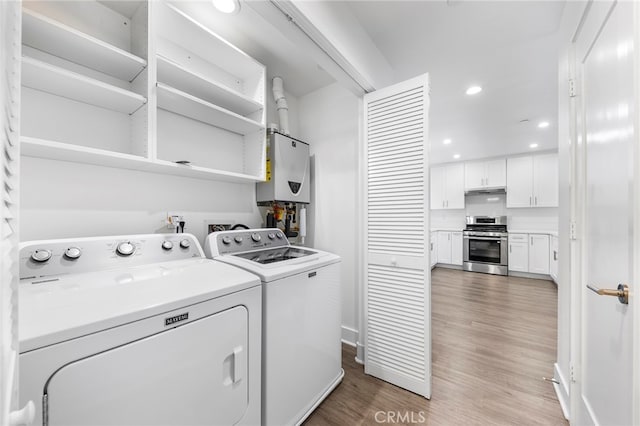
[463,216,508,276]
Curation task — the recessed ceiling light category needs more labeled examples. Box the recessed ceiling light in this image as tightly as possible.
[530,143,539,149]
[443,138,452,145]
[453,154,461,159]
[466,86,482,95]
[212,0,240,14]
[538,121,550,128]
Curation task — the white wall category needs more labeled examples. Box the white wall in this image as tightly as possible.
[20,157,262,246]
[430,193,559,232]
[298,82,360,345]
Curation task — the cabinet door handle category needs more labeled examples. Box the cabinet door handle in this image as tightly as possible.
[531,236,533,246]
[553,250,557,261]
[529,196,532,206]
[509,244,512,253]
[430,242,433,250]
[535,196,538,205]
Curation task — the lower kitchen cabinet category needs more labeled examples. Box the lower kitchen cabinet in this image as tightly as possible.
[430,233,437,268]
[508,234,529,272]
[529,234,550,275]
[436,231,462,266]
[549,235,559,282]
[509,233,551,275]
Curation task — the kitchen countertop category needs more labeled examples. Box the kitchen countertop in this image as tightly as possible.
[430,228,463,232]
[509,230,558,236]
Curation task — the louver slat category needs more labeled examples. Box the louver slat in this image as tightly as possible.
[364,74,430,398]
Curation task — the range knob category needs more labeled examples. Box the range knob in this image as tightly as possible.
[161,241,174,251]
[268,233,276,240]
[31,249,52,263]
[251,233,262,242]
[179,239,191,249]
[64,247,82,260]
[116,242,135,257]
[222,236,232,245]
[234,236,243,244]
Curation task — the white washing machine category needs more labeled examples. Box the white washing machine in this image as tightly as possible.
[205,228,343,426]
[18,233,261,426]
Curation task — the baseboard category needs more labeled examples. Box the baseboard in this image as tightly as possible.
[434,263,463,270]
[553,363,570,420]
[355,341,365,365]
[508,271,553,281]
[341,325,358,347]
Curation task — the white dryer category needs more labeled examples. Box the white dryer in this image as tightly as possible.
[205,228,343,426]
[18,233,261,426]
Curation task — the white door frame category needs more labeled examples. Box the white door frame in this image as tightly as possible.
[568,1,640,424]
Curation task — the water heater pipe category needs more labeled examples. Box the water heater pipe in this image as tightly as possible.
[272,76,290,135]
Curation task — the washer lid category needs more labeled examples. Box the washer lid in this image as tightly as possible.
[19,258,260,352]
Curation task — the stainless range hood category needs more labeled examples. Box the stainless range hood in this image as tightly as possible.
[465,188,506,195]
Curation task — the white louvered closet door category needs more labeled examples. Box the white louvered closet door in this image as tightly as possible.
[1,1,21,425]
[364,74,431,397]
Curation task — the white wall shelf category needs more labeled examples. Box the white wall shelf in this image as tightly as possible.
[157,55,262,117]
[22,56,147,114]
[22,7,147,82]
[156,83,263,135]
[22,137,263,183]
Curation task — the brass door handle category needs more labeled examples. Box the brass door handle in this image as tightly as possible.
[587,283,629,305]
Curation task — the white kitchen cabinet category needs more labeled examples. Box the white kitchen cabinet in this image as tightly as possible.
[528,234,550,275]
[506,154,558,208]
[464,158,506,191]
[437,232,452,264]
[436,231,463,266]
[550,235,559,283]
[20,0,267,183]
[508,234,529,272]
[451,232,463,265]
[431,163,464,210]
[430,233,437,268]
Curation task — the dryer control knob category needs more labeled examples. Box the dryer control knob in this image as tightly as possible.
[222,236,232,245]
[162,241,174,251]
[179,239,191,249]
[31,249,52,263]
[116,242,135,257]
[251,233,262,242]
[234,236,243,244]
[275,233,283,239]
[268,233,276,240]
[64,247,81,260]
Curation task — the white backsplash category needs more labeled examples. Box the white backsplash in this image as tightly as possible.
[430,194,558,232]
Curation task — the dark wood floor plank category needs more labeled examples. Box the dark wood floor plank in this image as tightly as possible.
[304,268,567,425]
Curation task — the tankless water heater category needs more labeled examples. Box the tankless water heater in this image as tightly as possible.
[257,130,310,204]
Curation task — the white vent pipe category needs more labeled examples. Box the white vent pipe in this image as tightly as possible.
[272,76,290,135]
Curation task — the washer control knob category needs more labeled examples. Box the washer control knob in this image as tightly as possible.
[251,233,262,242]
[222,236,232,245]
[64,247,81,260]
[161,241,173,251]
[276,232,283,239]
[268,233,276,240]
[31,249,52,263]
[116,242,135,257]
[179,239,191,249]
[234,236,243,244]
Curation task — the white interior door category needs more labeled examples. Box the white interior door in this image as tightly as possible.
[363,74,430,398]
[574,1,638,424]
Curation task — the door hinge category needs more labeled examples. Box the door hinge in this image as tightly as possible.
[570,221,577,240]
[569,79,577,97]
[569,363,577,383]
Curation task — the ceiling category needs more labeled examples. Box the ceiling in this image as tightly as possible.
[186,0,566,164]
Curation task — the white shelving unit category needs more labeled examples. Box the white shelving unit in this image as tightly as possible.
[22,7,147,82]
[20,0,267,182]
[22,56,147,114]
[156,83,262,135]
[157,55,262,117]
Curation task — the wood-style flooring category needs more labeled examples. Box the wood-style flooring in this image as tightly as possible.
[304,268,567,425]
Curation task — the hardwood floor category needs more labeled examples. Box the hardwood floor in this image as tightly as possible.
[304,268,567,425]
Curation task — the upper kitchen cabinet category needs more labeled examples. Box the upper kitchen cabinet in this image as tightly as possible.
[153,2,266,181]
[431,163,464,210]
[506,153,558,208]
[20,1,150,164]
[464,158,506,191]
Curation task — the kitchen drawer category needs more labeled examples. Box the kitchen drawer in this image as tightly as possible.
[508,234,528,242]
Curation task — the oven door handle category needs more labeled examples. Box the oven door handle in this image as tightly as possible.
[463,236,505,241]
